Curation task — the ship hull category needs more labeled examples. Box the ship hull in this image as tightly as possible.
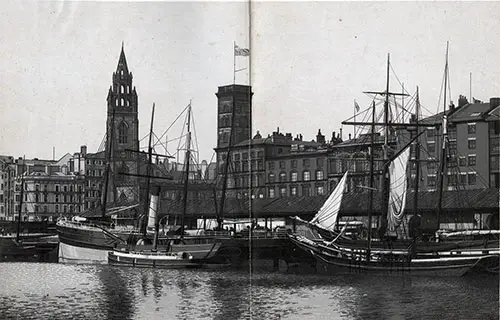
[0,236,59,262]
[108,243,222,269]
[290,235,496,277]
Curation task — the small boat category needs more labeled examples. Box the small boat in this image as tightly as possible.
[108,242,223,269]
[108,249,199,269]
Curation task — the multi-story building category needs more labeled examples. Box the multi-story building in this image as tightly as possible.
[419,96,500,191]
[0,156,85,222]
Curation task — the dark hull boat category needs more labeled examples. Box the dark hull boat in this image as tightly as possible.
[0,234,59,262]
[290,234,496,277]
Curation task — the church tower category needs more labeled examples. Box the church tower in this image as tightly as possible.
[105,44,140,204]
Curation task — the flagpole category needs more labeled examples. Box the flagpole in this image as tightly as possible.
[233,41,236,85]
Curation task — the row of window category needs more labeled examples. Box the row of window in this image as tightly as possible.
[426,123,476,138]
[269,158,324,170]
[233,151,265,161]
[268,184,325,198]
[427,138,476,153]
[5,204,83,214]
[427,172,477,187]
[268,170,324,183]
[18,193,83,204]
[86,160,104,165]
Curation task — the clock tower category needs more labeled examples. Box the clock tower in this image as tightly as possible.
[104,44,140,204]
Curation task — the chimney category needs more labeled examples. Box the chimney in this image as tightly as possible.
[490,97,500,109]
[316,129,325,144]
[81,145,87,156]
[348,133,352,140]
[449,101,455,111]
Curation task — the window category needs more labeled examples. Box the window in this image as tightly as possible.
[268,173,275,183]
[34,205,39,213]
[63,185,67,192]
[268,162,275,170]
[448,174,457,186]
[468,123,476,134]
[459,157,466,167]
[459,174,467,185]
[279,172,286,182]
[291,160,297,169]
[316,170,324,180]
[43,205,47,212]
[268,188,275,198]
[279,161,285,169]
[316,186,324,195]
[317,158,324,167]
[468,138,476,150]
[303,159,310,167]
[302,184,311,196]
[468,173,477,185]
[257,151,263,158]
[291,171,298,182]
[426,128,435,138]
[118,122,128,144]
[291,186,297,196]
[427,142,436,153]
[468,155,476,166]
[55,185,59,192]
[428,175,437,188]
[55,195,59,203]
[303,170,310,181]
[63,205,67,213]
[55,205,59,213]
[280,187,286,197]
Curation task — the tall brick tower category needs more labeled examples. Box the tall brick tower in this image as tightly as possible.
[104,44,140,204]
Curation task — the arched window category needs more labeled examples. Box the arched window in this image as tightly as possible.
[290,171,297,182]
[120,85,125,94]
[121,98,125,107]
[118,122,128,144]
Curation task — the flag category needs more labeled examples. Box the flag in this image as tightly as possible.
[234,44,250,57]
[354,100,360,112]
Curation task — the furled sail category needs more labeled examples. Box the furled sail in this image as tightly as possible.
[387,146,410,232]
[310,171,348,231]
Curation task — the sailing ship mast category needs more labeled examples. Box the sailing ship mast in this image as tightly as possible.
[366,102,375,260]
[412,87,421,237]
[142,103,156,237]
[16,156,26,242]
[180,102,192,238]
[101,107,116,218]
[436,42,450,232]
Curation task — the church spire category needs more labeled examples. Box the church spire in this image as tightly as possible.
[117,42,128,73]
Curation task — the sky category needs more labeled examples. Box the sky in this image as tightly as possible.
[1,1,499,164]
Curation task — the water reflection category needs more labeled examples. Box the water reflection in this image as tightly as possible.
[97,266,136,320]
[0,263,497,320]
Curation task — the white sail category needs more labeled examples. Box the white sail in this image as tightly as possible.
[146,192,159,234]
[387,146,410,232]
[310,171,348,231]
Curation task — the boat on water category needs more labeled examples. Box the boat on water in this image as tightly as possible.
[290,50,498,276]
[289,234,497,277]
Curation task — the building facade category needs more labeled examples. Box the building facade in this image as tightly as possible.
[0,156,85,221]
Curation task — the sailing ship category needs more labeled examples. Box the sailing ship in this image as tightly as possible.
[290,51,498,276]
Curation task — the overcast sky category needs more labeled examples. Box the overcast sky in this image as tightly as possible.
[1,1,499,164]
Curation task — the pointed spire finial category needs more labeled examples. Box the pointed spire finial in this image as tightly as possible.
[122,41,124,51]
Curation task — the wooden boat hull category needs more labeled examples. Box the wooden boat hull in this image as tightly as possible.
[0,236,59,262]
[289,235,496,277]
[108,251,200,269]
